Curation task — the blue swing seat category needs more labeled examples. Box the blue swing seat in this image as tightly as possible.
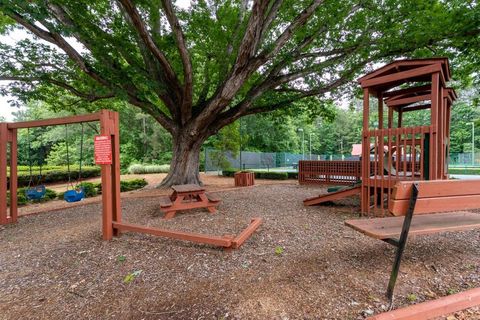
[64,187,85,203]
[25,185,47,200]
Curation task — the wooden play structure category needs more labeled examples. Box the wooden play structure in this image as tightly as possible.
[303,58,458,214]
[160,184,221,219]
[1,110,262,249]
[302,58,480,302]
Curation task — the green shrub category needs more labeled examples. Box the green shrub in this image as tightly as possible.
[78,182,99,197]
[127,164,170,174]
[287,172,298,179]
[255,171,288,180]
[8,187,57,206]
[448,168,480,175]
[221,169,289,180]
[10,166,101,187]
[222,169,238,177]
[120,179,148,192]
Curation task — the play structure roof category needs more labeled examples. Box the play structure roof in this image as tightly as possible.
[357,58,452,95]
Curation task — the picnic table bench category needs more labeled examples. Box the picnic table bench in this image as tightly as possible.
[160,184,221,219]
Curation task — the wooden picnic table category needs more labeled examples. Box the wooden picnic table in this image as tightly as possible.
[159,184,221,219]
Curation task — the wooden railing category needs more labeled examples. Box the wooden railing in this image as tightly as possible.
[362,126,431,216]
[298,160,362,185]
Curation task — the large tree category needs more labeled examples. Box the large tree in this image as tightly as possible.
[0,0,479,185]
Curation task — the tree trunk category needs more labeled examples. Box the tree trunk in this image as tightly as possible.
[160,132,205,187]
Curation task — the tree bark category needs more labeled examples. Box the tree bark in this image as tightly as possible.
[160,131,205,186]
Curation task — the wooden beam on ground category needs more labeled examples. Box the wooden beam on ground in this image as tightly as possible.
[113,218,263,249]
[304,186,361,206]
[231,218,263,248]
[113,222,234,247]
[345,212,480,240]
[368,287,480,320]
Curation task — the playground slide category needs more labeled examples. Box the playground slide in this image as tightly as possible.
[303,184,361,206]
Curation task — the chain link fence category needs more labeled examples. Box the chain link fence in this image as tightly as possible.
[205,149,480,173]
[204,149,358,172]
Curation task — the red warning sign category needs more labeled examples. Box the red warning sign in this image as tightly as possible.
[94,135,112,165]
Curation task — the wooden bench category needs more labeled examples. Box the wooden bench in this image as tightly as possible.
[206,192,221,203]
[345,180,480,304]
[159,197,173,208]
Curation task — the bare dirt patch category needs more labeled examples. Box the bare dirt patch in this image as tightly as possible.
[1,184,479,319]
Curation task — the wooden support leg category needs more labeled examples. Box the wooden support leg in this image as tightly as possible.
[0,124,8,225]
[385,183,419,307]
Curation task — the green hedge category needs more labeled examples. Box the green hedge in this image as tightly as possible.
[8,187,57,206]
[448,168,480,175]
[128,164,170,174]
[8,166,101,187]
[222,169,290,180]
[58,179,148,199]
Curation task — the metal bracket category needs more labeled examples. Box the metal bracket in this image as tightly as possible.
[386,182,419,306]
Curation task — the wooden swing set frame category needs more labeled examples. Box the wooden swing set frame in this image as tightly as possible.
[0,109,261,249]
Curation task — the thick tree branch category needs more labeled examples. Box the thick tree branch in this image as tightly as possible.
[1,75,115,102]
[161,0,193,123]
[117,0,182,101]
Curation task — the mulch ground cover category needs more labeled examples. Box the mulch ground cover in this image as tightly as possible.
[1,184,479,319]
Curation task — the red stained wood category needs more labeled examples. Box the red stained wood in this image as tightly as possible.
[0,123,8,224]
[345,211,480,240]
[298,160,362,185]
[304,186,361,206]
[231,218,263,248]
[368,287,480,320]
[161,184,221,219]
[113,222,233,247]
[234,171,255,187]
[360,64,442,89]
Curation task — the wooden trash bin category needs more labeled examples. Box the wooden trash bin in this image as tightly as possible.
[234,171,255,187]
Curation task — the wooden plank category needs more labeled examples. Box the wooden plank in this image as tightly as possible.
[391,180,480,200]
[345,212,480,240]
[112,222,233,247]
[383,85,431,99]
[387,94,431,107]
[389,195,480,216]
[206,192,221,203]
[361,64,442,88]
[159,197,173,208]
[7,112,102,129]
[368,287,480,320]
[303,186,361,206]
[231,218,263,249]
[171,184,205,193]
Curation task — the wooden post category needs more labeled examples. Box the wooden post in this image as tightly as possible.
[430,73,439,180]
[100,110,114,240]
[378,93,384,129]
[0,123,8,224]
[112,111,122,236]
[9,129,18,223]
[361,88,370,214]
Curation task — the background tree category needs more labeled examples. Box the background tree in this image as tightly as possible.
[1,0,479,185]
